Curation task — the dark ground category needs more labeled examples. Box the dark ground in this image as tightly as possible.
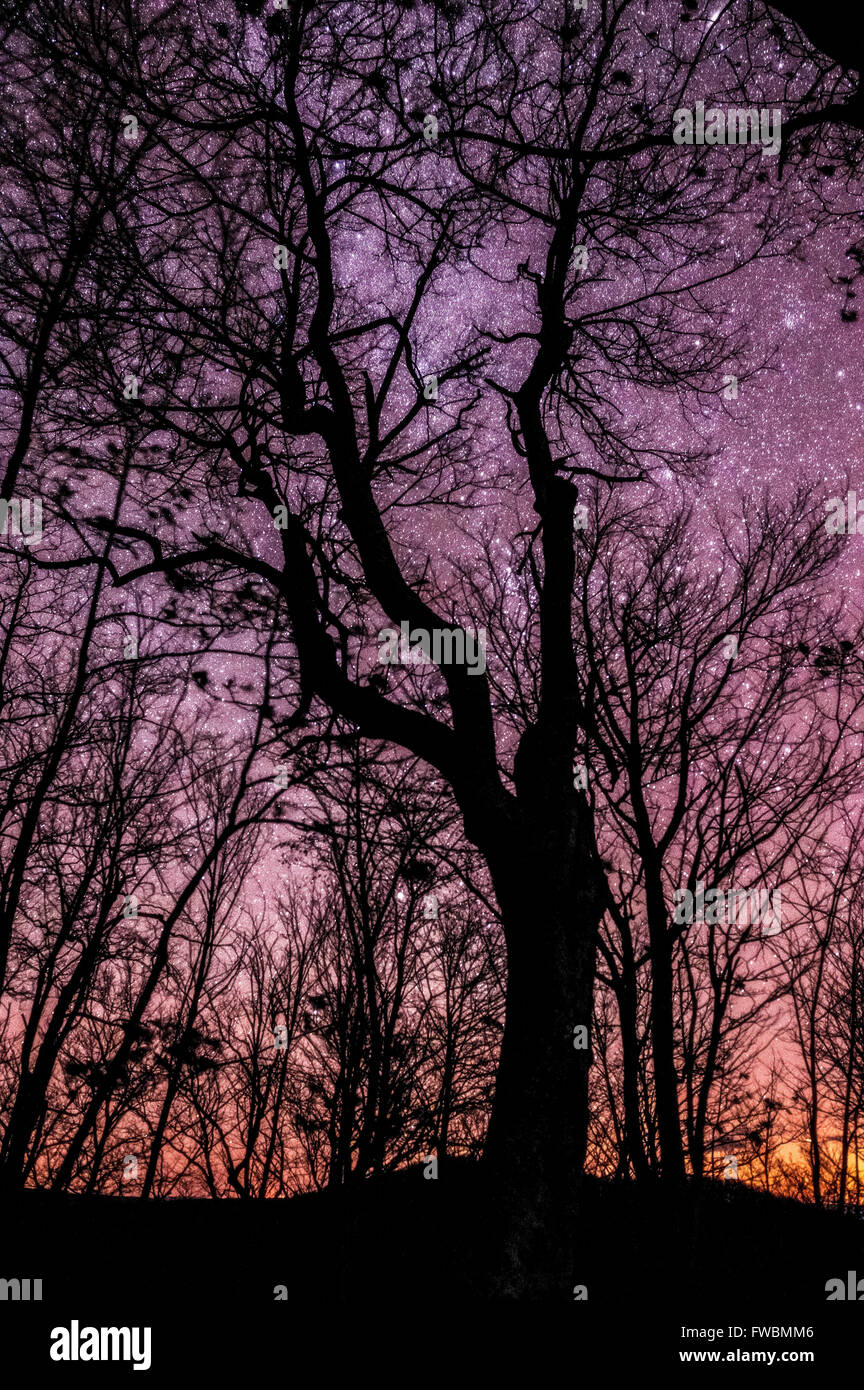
[1,1164,861,1378]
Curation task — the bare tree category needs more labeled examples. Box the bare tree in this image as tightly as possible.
[3,0,860,1293]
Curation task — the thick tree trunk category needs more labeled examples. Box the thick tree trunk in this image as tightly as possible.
[641,860,686,1181]
[481,854,602,1297]
[615,974,653,1181]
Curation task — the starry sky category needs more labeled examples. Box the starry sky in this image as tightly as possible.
[4,0,864,1191]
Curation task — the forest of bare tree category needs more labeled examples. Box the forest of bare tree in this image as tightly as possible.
[2,0,864,1328]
